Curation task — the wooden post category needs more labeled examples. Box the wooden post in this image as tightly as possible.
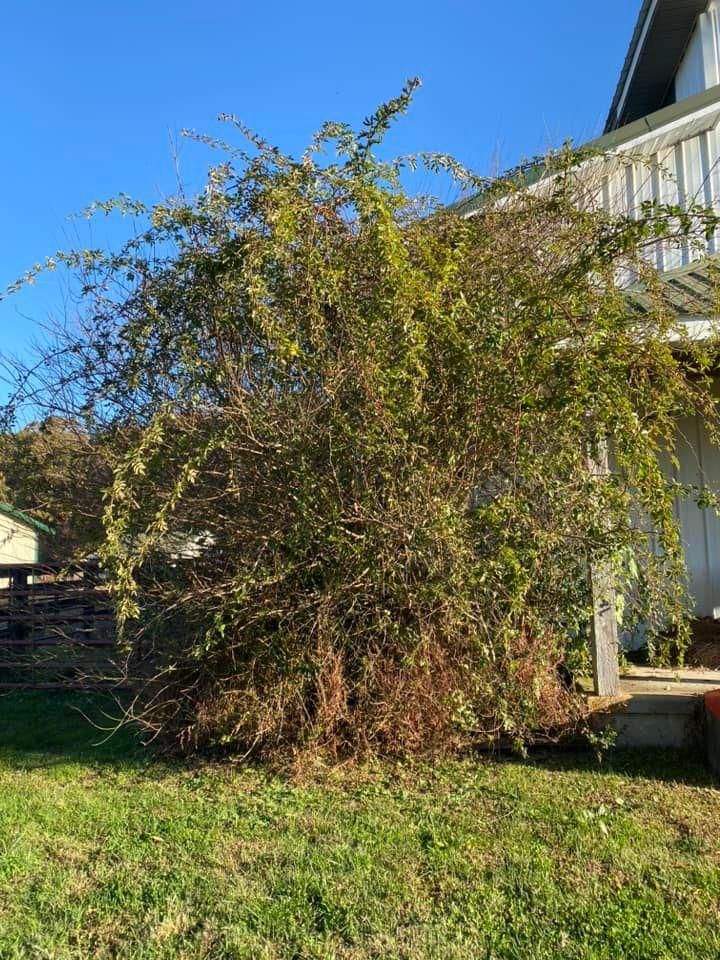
[9,567,29,647]
[588,442,620,698]
[588,559,620,697]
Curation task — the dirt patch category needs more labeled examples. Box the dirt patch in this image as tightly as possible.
[685,619,720,669]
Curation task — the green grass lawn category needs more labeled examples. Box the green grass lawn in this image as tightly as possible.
[0,693,718,959]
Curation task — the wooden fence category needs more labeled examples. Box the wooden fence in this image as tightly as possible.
[0,561,120,690]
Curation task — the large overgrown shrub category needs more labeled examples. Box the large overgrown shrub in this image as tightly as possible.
[5,82,720,756]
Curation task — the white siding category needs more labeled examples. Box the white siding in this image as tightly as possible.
[706,124,720,251]
[674,3,720,101]
[594,122,720,272]
[588,93,720,618]
[0,515,38,566]
[635,157,664,269]
[676,21,708,100]
[666,411,720,616]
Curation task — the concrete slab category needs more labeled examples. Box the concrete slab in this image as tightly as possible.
[620,665,720,687]
[590,665,720,751]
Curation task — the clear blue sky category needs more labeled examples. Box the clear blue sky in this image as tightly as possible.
[0,0,638,401]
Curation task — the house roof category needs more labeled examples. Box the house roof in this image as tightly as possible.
[0,502,54,537]
[626,254,720,318]
[606,0,709,133]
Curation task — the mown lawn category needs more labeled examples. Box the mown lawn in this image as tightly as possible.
[0,693,718,959]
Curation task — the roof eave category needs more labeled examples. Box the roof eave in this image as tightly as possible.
[594,80,720,153]
[0,502,55,537]
[607,0,658,132]
[606,0,709,133]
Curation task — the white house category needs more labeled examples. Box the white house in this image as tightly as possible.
[456,0,720,693]
[596,0,720,622]
[0,502,52,567]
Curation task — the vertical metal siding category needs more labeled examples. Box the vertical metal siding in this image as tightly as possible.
[660,145,685,269]
[706,124,720,250]
[592,86,720,619]
[674,3,720,101]
[676,19,707,100]
[670,412,720,616]
[599,127,720,269]
[711,2,720,84]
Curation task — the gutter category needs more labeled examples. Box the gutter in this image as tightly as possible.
[452,83,720,218]
[592,81,720,154]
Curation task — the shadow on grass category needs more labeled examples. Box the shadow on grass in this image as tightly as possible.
[0,690,154,769]
[0,690,715,790]
[516,743,718,788]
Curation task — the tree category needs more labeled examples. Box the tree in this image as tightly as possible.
[5,81,720,756]
[0,417,110,559]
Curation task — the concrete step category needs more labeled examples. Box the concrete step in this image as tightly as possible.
[591,666,720,751]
